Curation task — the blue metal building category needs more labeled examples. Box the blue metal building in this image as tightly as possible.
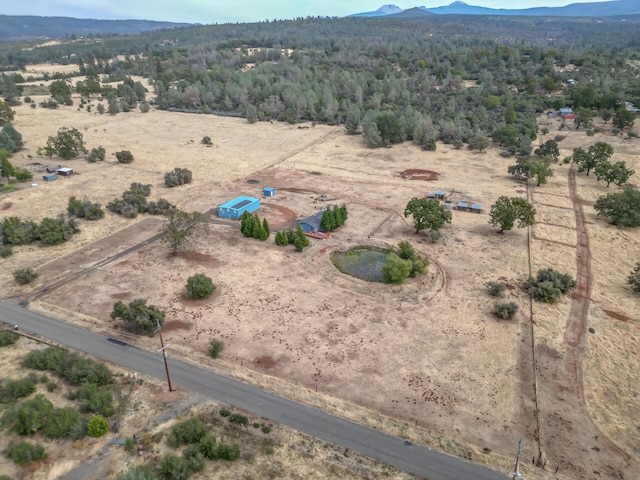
[297,210,325,233]
[263,187,276,197]
[217,196,260,220]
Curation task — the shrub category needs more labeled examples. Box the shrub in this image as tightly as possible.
[586,129,594,136]
[87,415,109,437]
[228,413,248,425]
[124,436,136,452]
[68,196,105,220]
[164,167,193,187]
[495,302,519,320]
[213,442,240,461]
[115,150,134,164]
[208,339,224,359]
[197,434,217,460]
[628,262,640,292]
[186,273,215,299]
[14,168,33,182]
[0,376,37,402]
[486,281,506,297]
[526,268,576,303]
[72,383,114,417]
[3,441,47,465]
[261,425,272,434]
[182,444,206,473]
[381,253,412,284]
[219,408,231,417]
[158,453,190,480]
[13,267,37,285]
[86,146,106,163]
[42,407,82,438]
[0,330,19,346]
[0,245,12,258]
[167,417,208,448]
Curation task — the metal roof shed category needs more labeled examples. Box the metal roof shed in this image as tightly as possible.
[470,204,483,213]
[42,173,57,181]
[297,210,326,233]
[217,196,260,220]
[263,187,276,197]
[456,202,468,210]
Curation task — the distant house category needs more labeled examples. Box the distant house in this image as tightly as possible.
[297,210,325,233]
[625,102,639,113]
[217,196,260,220]
[559,107,574,119]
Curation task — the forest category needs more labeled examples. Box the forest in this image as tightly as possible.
[0,14,639,152]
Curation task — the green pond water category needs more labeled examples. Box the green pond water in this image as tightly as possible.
[330,248,387,283]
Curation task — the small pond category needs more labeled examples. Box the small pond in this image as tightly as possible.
[330,247,387,283]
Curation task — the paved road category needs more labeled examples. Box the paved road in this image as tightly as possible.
[0,300,507,480]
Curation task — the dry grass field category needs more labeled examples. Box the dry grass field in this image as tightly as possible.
[1,64,639,479]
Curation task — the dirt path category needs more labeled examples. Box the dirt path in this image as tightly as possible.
[535,164,637,478]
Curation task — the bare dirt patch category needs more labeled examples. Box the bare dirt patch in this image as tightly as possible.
[398,168,440,181]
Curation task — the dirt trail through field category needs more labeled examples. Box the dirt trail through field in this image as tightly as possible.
[535,164,637,478]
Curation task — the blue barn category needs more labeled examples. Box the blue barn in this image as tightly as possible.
[217,196,260,220]
[297,210,325,233]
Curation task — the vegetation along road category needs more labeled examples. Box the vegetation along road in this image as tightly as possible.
[0,300,507,480]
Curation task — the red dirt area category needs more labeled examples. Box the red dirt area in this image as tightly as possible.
[398,169,440,181]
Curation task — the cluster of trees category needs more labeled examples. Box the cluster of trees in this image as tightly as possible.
[111,299,165,335]
[67,196,105,220]
[165,167,193,187]
[0,215,80,250]
[239,211,270,241]
[1,150,31,183]
[0,121,23,153]
[107,182,174,218]
[382,240,428,284]
[507,139,558,186]
[86,146,106,162]
[274,225,310,252]
[320,204,347,232]
[572,141,634,187]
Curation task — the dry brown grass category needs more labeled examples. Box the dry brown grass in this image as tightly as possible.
[1,68,639,478]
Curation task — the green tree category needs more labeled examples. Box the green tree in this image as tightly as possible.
[528,158,554,186]
[573,107,594,130]
[44,127,86,160]
[110,299,165,335]
[572,147,596,176]
[534,139,559,162]
[489,196,536,233]
[160,209,208,254]
[628,262,640,292]
[0,150,15,181]
[87,415,109,437]
[0,99,14,125]
[86,146,105,163]
[344,104,361,135]
[613,108,635,130]
[491,124,519,149]
[186,273,215,299]
[593,189,640,227]
[395,240,428,277]
[4,394,53,435]
[589,141,614,165]
[404,197,451,233]
[594,161,634,187]
[50,80,71,102]
[381,253,412,284]
[208,339,224,359]
[167,417,208,448]
[37,217,79,245]
[293,225,309,252]
[1,123,23,152]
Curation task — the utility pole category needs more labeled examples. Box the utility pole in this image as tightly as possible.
[512,437,522,480]
[155,319,173,392]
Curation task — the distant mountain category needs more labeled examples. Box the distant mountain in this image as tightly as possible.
[0,15,194,41]
[351,1,640,18]
[388,7,436,18]
[348,4,404,17]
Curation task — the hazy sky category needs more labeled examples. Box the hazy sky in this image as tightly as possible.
[0,1,612,24]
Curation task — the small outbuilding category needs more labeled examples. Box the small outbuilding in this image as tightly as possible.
[426,193,436,199]
[42,173,57,182]
[455,201,468,211]
[57,167,74,176]
[470,203,483,213]
[297,210,325,233]
[263,187,276,197]
[217,196,260,220]
[435,191,446,200]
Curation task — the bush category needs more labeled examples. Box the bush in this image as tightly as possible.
[86,146,105,163]
[197,434,217,460]
[213,442,241,461]
[158,453,190,480]
[219,408,231,417]
[3,441,47,465]
[13,267,37,285]
[486,281,506,297]
[495,302,519,320]
[186,273,215,299]
[0,245,12,258]
[115,150,134,164]
[208,339,224,359]
[167,417,208,448]
[68,196,105,220]
[72,383,114,417]
[42,407,82,438]
[228,413,248,425]
[87,415,109,437]
[628,262,640,292]
[261,424,272,434]
[164,168,193,187]
[526,268,576,303]
[381,253,412,284]
[0,330,19,346]
[0,376,37,402]
[182,444,206,473]
[14,168,33,182]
